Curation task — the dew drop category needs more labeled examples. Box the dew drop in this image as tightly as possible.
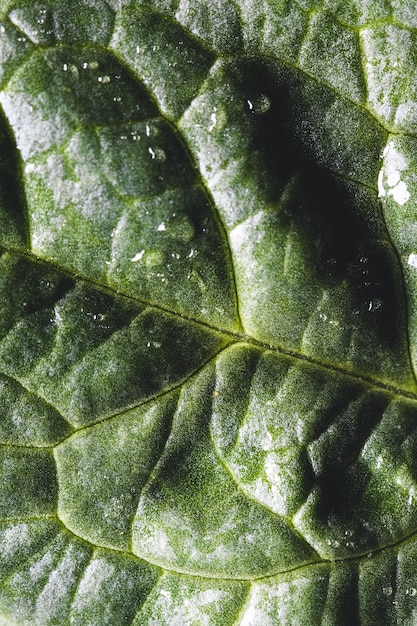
[144,250,164,267]
[408,253,417,269]
[166,214,195,243]
[67,64,79,78]
[368,299,382,313]
[152,147,166,161]
[208,111,217,132]
[98,75,111,84]
[247,94,271,115]
[131,250,145,262]
[148,146,165,160]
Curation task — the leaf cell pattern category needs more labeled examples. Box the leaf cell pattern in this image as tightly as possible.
[1,1,417,624]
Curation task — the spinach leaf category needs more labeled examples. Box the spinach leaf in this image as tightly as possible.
[1,1,417,623]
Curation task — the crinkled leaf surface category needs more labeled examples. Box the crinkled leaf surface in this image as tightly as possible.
[1,0,417,624]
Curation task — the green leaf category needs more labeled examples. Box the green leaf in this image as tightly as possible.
[1,1,417,623]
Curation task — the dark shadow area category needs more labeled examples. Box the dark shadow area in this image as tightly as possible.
[219,56,407,357]
[0,107,29,248]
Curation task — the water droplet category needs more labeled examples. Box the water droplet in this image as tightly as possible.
[157,222,166,232]
[408,253,417,269]
[98,75,111,84]
[148,146,165,161]
[368,299,382,313]
[154,148,166,161]
[131,250,145,262]
[247,94,271,115]
[144,250,164,267]
[383,585,393,597]
[54,306,63,323]
[163,214,195,243]
[113,96,122,103]
[64,64,79,78]
[208,112,217,132]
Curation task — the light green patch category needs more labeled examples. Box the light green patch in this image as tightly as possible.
[0,531,92,625]
[8,0,115,46]
[110,5,215,119]
[361,24,417,132]
[69,549,160,626]
[55,395,177,549]
[298,10,366,102]
[131,362,318,577]
[134,572,249,625]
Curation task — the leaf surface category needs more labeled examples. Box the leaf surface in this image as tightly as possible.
[1,1,417,624]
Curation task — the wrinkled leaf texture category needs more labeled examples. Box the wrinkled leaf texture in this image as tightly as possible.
[1,0,417,624]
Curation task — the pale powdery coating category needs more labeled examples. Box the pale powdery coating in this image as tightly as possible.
[378,141,410,206]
